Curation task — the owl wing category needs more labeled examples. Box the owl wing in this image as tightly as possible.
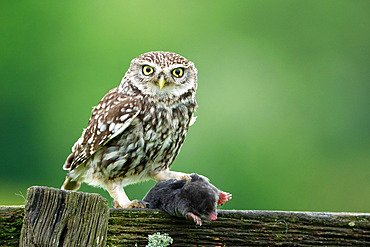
[63,87,141,171]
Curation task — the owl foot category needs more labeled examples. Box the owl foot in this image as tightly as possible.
[111,201,121,208]
[127,200,148,209]
[112,200,148,209]
[179,173,192,182]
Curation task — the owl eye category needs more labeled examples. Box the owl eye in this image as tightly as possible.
[172,68,184,78]
[142,65,154,76]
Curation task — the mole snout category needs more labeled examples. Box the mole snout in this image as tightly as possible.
[209,212,217,221]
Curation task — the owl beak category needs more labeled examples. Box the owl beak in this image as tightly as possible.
[158,75,166,90]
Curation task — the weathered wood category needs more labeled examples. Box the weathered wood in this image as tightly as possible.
[1,187,369,246]
[108,209,370,246]
[19,186,109,247]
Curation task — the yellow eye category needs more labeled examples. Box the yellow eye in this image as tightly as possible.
[142,65,154,75]
[172,68,184,78]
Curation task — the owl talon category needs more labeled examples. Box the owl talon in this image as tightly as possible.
[127,200,148,209]
[112,200,148,209]
[112,200,122,208]
[181,174,192,182]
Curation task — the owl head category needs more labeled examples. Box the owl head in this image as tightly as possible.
[120,51,198,101]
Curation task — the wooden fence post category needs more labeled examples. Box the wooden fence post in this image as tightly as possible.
[1,186,369,246]
[19,186,109,247]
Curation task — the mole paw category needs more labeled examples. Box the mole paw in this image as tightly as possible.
[218,192,232,205]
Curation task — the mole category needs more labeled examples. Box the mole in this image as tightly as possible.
[143,173,232,226]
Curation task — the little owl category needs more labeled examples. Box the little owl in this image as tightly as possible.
[61,51,198,208]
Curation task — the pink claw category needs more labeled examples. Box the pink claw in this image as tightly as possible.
[218,192,232,205]
[186,212,202,226]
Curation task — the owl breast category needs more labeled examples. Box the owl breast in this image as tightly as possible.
[84,101,195,186]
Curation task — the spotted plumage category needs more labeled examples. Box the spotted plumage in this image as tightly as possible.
[62,51,198,208]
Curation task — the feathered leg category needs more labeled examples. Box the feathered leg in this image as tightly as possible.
[108,182,146,209]
[152,169,191,182]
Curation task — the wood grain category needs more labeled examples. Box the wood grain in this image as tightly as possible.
[1,187,369,246]
[108,208,370,246]
[19,186,109,247]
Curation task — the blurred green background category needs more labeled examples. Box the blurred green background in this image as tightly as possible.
[1,1,369,212]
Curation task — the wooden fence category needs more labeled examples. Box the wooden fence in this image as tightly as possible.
[0,186,369,246]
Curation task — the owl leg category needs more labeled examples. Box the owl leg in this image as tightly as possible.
[107,183,147,209]
[152,169,191,182]
[107,183,130,208]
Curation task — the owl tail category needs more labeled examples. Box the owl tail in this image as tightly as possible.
[61,175,81,191]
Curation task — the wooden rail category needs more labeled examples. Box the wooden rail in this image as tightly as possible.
[0,186,369,246]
